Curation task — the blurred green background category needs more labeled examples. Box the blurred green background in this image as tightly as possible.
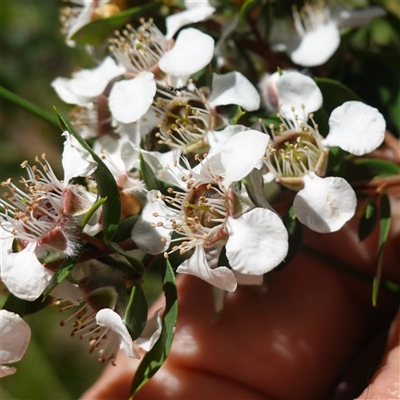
[0,1,399,399]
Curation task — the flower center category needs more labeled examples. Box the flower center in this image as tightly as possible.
[109,19,168,75]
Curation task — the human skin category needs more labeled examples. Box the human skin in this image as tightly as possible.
[81,216,399,400]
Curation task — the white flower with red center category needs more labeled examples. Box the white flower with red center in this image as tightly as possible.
[270,3,385,67]
[0,310,31,378]
[52,265,161,365]
[0,132,97,301]
[222,72,386,233]
[132,152,288,291]
[108,20,215,124]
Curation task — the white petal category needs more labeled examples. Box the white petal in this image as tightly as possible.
[1,243,52,301]
[136,310,162,352]
[159,28,214,79]
[221,130,269,187]
[177,246,237,292]
[293,173,356,233]
[0,310,31,364]
[323,101,386,155]
[288,22,340,67]
[226,209,288,275]
[51,77,89,106]
[67,3,92,40]
[275,71,323,117]
[131,191,174,255]
[207,124,249,156]
[70,57,125,98]
[0,365,16,378]
[96,309,140,359]
[208,71,261,111]
[62,131,98,183]
[166,4,215,39]
[109,73,156,123]
[49,279,82,305]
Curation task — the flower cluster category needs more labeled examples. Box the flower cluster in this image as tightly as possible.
[1,1,394,395]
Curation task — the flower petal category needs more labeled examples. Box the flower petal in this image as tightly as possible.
[226,209,288,275]
[71,56,125,98]
[294,173,356,233]
[0,365,16,378]
[136,310,162,352]
[288,22,340,67]
[208,71,261,111]
[1,242,52,301]
[323,101,386,155]
[221,130,269,187]
[0,310,31,364]
[96,309,140,359]
[131,191,174,255]
[233,270,264,286]
[62,131,98,183]
[165,4,215,39]
[109,72,156,123]
[275,71,323,117]
[207,125,249,156]
[159,28,214,80]
[51,77,89,106]
[177,246,237,292]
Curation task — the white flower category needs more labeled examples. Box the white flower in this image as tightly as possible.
[51,57,125,107]
[149,72,260,155]
[0,310,31,378]
[165,0,216,39]
[222,72,386,233]
[132,152,288,291]
[108,21,214,123]
[53,272,161,364]
[0,132,97,300]
[270,3,385,67]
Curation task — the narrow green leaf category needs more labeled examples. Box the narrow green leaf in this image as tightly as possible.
[139,151,161,191]
[358,198,378,241]
[372,192,391,307]
[2,293,26,317]
[71,3,160,46]
[42,250,82,299]
[125,285,148,341]
[111,215,139,242]
[0,85,59,126]
[130,259,178,397]
[80,196,107,229]
[228,105,246,125]
[108,241,145,274]
[55,108,121,242]
[314,77,361,115]
[353,158,400,179]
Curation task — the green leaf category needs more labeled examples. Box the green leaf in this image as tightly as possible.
[71,3,160,46]
[55,108,121,242]
[0,85,59,126]
[111,215,139,242]
[372,192,391,307]
[125,285,148,341]
[358,198,378,242]
[139,151,161,191]
[42,250,83,299]
[130,259,178,397]
[353,158,400,179]
[327,146,348,172]
[228,105,246,125]
[314,77,361,115]
[108,241,145,274]
[80,196,107,229]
